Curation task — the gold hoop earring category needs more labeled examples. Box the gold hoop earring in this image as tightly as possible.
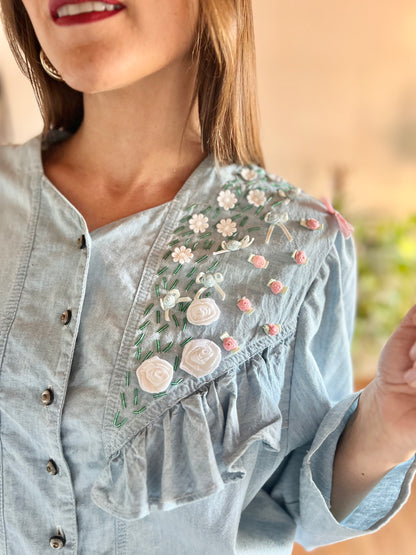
[40,49,64,82]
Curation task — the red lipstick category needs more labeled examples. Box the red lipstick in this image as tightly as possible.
[50,0,125,26]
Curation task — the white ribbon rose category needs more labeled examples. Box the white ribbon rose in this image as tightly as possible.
[136,356,173,393]
[186,298,221,326]
[180,339,222,378]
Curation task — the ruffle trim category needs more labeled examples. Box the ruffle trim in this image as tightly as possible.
[91,348,284,520]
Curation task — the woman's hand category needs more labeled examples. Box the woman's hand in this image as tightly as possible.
[330,305,416,521]
[370,303,416,464]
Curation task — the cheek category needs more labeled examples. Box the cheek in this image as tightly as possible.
[131,0,198,61]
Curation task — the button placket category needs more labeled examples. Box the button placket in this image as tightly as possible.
[46,232,87,549]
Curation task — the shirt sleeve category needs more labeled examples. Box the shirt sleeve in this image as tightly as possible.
[276,231,416,549]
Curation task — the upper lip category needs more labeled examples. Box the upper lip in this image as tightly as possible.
[49,0,125,19]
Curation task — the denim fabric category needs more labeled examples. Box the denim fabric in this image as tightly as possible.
[0,132,415,554]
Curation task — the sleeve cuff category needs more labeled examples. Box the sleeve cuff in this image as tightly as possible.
[296,392,416,549]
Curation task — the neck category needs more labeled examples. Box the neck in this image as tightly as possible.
[46,57,205,195]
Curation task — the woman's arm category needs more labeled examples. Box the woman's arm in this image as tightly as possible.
[331,305,416,521]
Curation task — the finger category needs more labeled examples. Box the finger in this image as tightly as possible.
[403,364,416,387]
[409,342,416,362]
[400,304,416,328]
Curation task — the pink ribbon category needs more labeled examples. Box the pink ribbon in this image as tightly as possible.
[321,197,354,239]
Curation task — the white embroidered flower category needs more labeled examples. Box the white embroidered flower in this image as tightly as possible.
[241,168,258,182]
[217,189,238,210]
[186,298,221,326]
[189,213,209,233]
[171,246,193,264]
[216,218,237,237]
[180,339,222,378]
[247,189,266,207]
[136,356,173,393]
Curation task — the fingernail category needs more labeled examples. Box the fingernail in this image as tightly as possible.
[404,368,416,386]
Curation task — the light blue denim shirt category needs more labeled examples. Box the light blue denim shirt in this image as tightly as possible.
[0,132,415,554]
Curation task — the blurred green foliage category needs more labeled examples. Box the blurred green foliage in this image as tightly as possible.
[352,214,416,379]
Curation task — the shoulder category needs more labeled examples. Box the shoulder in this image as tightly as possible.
[0,135,40,171]
[0,135,42,199]
[199,162,355,328]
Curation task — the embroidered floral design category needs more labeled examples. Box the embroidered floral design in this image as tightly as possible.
[263,323,281,336]
[189,213,209,233]
[247,189,267,207]
[127,164,317,420]
[247,254,269,269]
[240,168,258,182]
[278,187,302,205]
[216,218,237,237]
[300,218,322,231]
[172,246,194,264]
[213,235,254,255]
[136,356,174,393]
[220,332,240,353]
[186,297,221,326]
[291,250,308,265]
[160,289,192,321]
[264,211,292,243]
[267,279,288,295]
[180,338,222,378]
[195,272,226,300]
[217,190,238,210]
[237,297,255,314]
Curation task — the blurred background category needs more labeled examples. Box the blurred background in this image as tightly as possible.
[1,1,415,553]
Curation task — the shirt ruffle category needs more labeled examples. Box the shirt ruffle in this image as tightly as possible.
[91,343,288,520]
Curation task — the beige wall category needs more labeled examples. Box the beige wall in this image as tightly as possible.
[1,1,416,216]
[253,0,416,217]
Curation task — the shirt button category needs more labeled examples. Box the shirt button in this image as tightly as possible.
[41,389,54,406]
[46,459,58,475]
[77,234,86,249]
[61,309,72,326]
[49,536,65,549]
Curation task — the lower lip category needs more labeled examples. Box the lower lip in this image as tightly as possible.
[53,8,125,26]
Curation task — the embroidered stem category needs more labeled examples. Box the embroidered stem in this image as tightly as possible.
[172,313,180,327]
[143,303,154,316]
[163,341,174,352]
[174,355,180,371]
[135,333,145,346]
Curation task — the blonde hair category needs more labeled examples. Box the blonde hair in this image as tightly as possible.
[0,0,264,167]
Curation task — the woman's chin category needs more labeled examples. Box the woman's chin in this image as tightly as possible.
[62,72,123,95]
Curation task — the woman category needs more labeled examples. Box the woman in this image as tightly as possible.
[0,1,415,553]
